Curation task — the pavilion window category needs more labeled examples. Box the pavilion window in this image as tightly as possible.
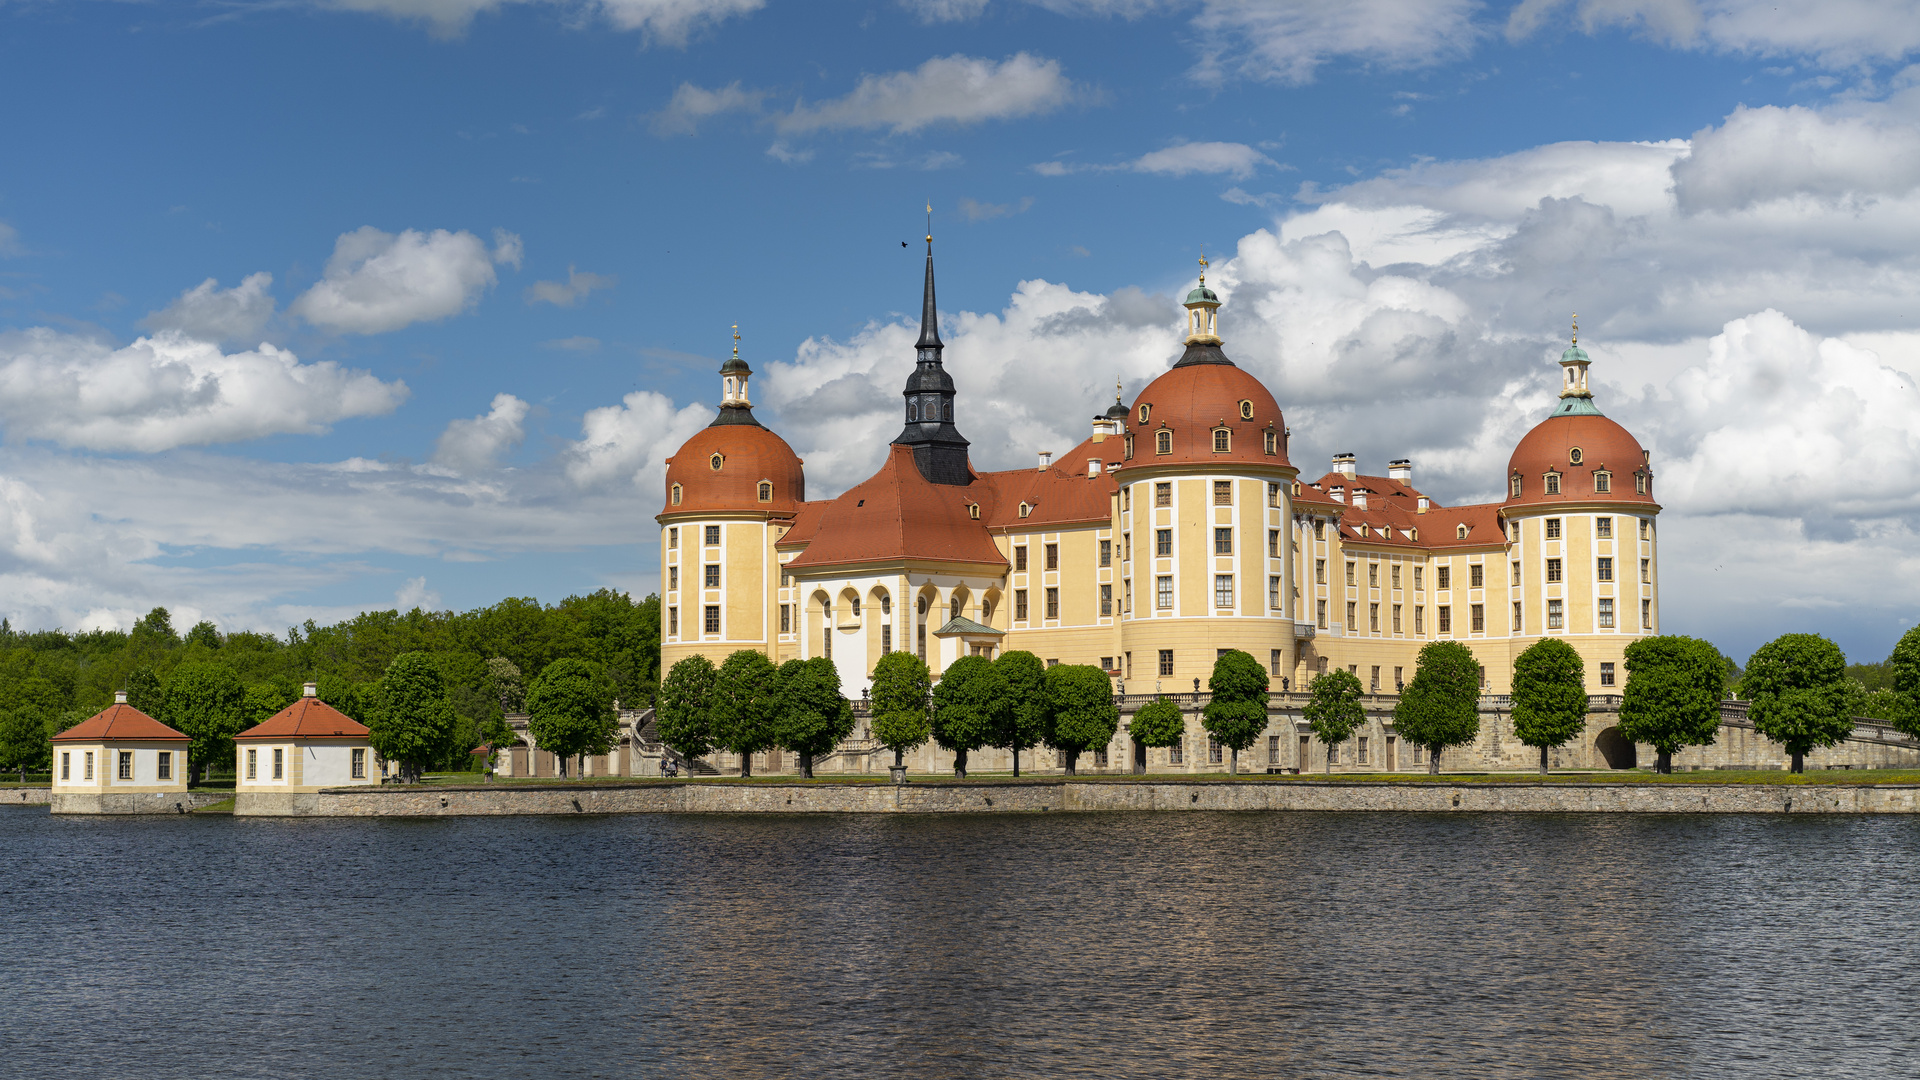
[352,749,367,779]
[1264,431,1277,455]
[246,749,257,780]
[1545,472,1561,495]
[273,748,284,780]
[84,752,94,781]
[118,751,133,780]
[157,752,171,780]
[1594,472,1611,493]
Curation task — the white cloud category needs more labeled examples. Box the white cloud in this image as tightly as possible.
[395,575,443,612]
[776,53,1083,135]
[524,266,616,307]
[323,0,762,44]
[0,221,22,257]
[291,226,517,335]
[491,227,524,270]
[1191,0,1483,85]
[565,390,713,490]
[141,273,276,345]
[0,327,409,452]
[433,392,530,473]
[958,196,1035,221]
[1509,0,1920,70]
[901,0,991,20]
[1673,102,1920,211]
[649,81,765,134]
[1036,140,1280,179]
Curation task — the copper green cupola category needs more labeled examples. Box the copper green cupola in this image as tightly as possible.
[1549,313,1603,418]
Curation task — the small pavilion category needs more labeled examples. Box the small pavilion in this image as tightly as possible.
[234,682,377,813]
[50,691,191,813]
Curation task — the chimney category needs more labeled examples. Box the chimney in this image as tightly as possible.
[303,682,318,698]
[1091,416,1111,443]
[1038,451,1053,471]
[115,690,128,704]
[1330,485,1346,503]
[1417,496,1429,514]
[1333,452,1357,479]
[1352,489,1368,509]
[1389,458,1412,484]
[1087,458,1101,478]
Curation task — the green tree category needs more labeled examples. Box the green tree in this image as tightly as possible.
[1745,633,1857,774]
[773,657,855,779]
[1302,667,1365,774]
[1617,635,1728,773]
[241,683,295,731]
[932,655,1004,777]
[1202,649,1268,775]
[368,652,458,783]
[184,620,222,650]
[487,657,526,714]
[656,655,717,767]
[125,666,164,716]
[992,651,1051,776]
[1127,699,1186,774]
[476,713,518,775]
[709,650,779,777]
[870,651,932,770]
[1889,626,1920,739]
[525,657,618,776]
[1511,638,1588,775]
[0,709,51,781]
[161,662,247,785]
[1393,641,1483,774]
[1044,664,1118,775]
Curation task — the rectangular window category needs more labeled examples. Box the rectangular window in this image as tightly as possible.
[1642,599,1652,629]
[668,527,678,549]
[1046,587,1060,619]
[61,752,70,781]
[1215,528,1232,555]
[1600,662,1616,687]
[1270,650,1283,677]
[704,605,720,634]
[1169,739,1183,765]
[1636,473,1649,494]
[1213,480,1231,506]
[1314,520,1325,540]
[1015,546,1028,571]
[1506,561,1517,586]
[84,752,94,781]
[1100,539,1112,567]
[1125,580,1133,612]
[704,564,720,588]
[1346,561,1356,586]
[1015,589,1029,620]
[1470,564,1485,588]
[1640,518,1652,540]
[1346,601,1356,628]
[1595,472,1611,493]
[1046,543,1059,571]
[1640,559,1650,583]
[1546,518,1562,539]
[1156,576,1173,609]
[704,525,720,546]
[1437,566,1451,590]
[1598,597,1615,629]
[782,570,793,588]
[1596,516,1613,539]
[1413,567,1423,591]
[1155,482,1171,507]
[1369,666,1380,691]
[1215,575,1234,608]
[1156,529,1173,557]
[1268,576,1281,610]
[246,748,257,780]
[1547,559,1563,583]
[780,605,791,634]
[351,748,367,779]
[118,751,133,780]
[1158,649,1174,676]
[668,607,679,635]
[1438,606,1451,633]
[272,748,284,780]
[1357,737,1369,764]
[1100,584,1113,616]
[1316,559,1327,584]
[1369,563,1379,589]
[668,566,678,591]
[1471,604,1485,633]
[1268,482,1282,507]
[1268,735,1281,763]
[1268,529,1279,557]
[1369,603,1380,632]
[1548,599,1564,629]
[1391,565,1401,590]
[153,751,171,780]
[1513,601,1523,632]
[1597,557,1613,581]
[1414,606,1424,634]
[1209,738,1223,765]
[1124,533,1132,561]
[1546,474,1562,495]
[1392,604,1402,633]
[882,624,893,653]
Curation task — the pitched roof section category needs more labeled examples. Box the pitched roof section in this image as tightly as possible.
[933,615,1003,636]
[236,696,371,741]
[53,703,187,743]
[784,445,1007,570]
[976,435,1118,531]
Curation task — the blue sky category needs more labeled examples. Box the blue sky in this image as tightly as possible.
[3,0,1919,664]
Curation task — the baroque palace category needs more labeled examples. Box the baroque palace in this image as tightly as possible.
[658,237,1663,711]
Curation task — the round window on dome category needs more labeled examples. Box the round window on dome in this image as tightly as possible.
[1138,403,1151,424]
[1239,399,1254,420]
[710,453,724,471]
[1568,447,1584,465]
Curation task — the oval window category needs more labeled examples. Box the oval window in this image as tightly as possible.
[709,453,724,471]
[1239,399,1254,420]
[1138,403,1151,424]
[1568,447,1584,465]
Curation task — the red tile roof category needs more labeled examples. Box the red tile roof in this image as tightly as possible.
[1127,360,1292,468]
[1506,412,1659,510]
[977,435,1118,531]
[661,422,807,519]
[784,444,1008,570]
[235,696,371,741]
[53,703,187,743]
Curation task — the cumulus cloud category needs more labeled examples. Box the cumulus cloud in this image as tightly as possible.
[649,81,766,134]
[433,392,530,473]
[291,226,519,335]
[141,273,276,345]
[1035,141,1280,179]
[1673,103,1920,211]
[776,53,1083,135]
[0,327,408,452]
[324,0,763,44]
[565,390,712,490]
[394,575,443,612]
[524,266,616,307]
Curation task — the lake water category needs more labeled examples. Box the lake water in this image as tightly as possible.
[3,809,1917,1078]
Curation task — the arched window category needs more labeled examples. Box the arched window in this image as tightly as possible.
[1156,430,1172,455]
[671,483,683,505]
[1213,428,1231,452]
[1018,502,1032,518]
[967,503,980,519]
[907,402,918,422]
[709,453,724,471]
[757,481,772,502]
[1457,524,1469,540]
[943,400,952,421]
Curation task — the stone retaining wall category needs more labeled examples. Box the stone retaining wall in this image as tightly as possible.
[238,780,1920,817]
[51,790,231,815]
[4,788,50,806]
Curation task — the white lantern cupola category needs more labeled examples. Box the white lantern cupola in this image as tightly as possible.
[1183,255,1222,346]
[720,324,752,408]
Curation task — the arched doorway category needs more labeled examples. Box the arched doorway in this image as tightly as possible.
[1594,726,1637,769]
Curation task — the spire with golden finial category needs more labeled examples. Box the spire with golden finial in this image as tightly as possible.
[719,322,753,413]
[1571,311,1578,346]
[1198,253,1208,285]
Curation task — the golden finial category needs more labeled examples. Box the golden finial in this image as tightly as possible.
[1198,253,1208,285]
[1115,378,1124,404]
[732,324,740,359]
[1571,312,1578,346]
[926,200,933,244]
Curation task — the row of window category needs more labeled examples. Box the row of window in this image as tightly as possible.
[1510,470,1650,498]
[1122,428,1283,459]
[1316,598,1651,634]
[665,525,724,549]
[59,750,175,782]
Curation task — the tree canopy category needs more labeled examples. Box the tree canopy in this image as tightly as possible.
[1744,633,1857,773]
[869,651,932,765]
[1616,635,1727,773]
[931,654,1004,777]
[655,655,717,765]
[993,651,1051,776]
[1044,664,1118,775]
[1510,638,1588,774]
[709,650,780,776]
[1302,667,1365,773]
[525,657,619,775]
[369,651,459,783]
[160,661,247,784]
[1889,626,1920,739]
[1128,699,1186,749]
[1202,649,1269,774]
[1393,641,1482,774]
[773,657,855,778]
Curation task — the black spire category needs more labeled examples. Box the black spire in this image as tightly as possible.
[892,230,971,485]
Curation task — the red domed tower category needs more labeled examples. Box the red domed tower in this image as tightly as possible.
[658,328,806,671]
[1113,258,1303,690]
[1501,318,1660,667]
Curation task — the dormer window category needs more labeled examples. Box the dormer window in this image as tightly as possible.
[1238,399,1254,420]
[1635,472,1649,494]
[1568,447,1584,465]
[1212,428,1231,452]
[1510,474,1522,498]
[1544,471,1561,495]
[1457,524,1469,540]
[1594,471,1611,493]
[709,453,724,471]
[1155,430,1172,455]
[1264,431,1277,455]
[1409,528,1418,541]
[1138,403,1151,424]
[1019,502,1032,518]
[1124,433,1135,459]
[671,483,683,506]
[757,481,772,502]
[968,503,980,519]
